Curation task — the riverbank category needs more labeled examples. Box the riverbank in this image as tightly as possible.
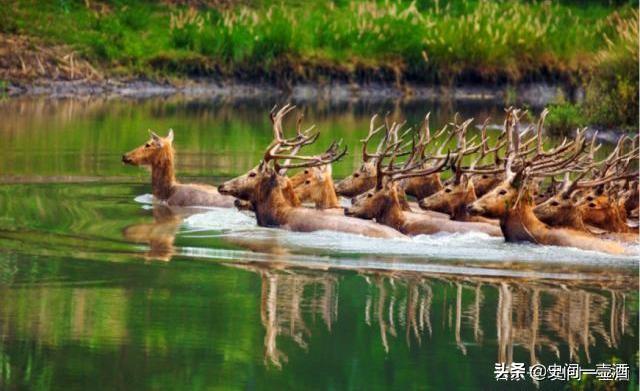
[1,1,637,131]
[4,77,568,106]
[1,2,634,85]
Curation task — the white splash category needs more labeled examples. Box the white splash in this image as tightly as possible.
[172,207,639,267]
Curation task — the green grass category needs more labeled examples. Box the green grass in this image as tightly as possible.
[545,101,586,135]
[1,0,635,83]
[544,8,638,132]
[1,0,638,128]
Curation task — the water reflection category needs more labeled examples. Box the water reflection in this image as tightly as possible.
[220,262,635,370]
[0,253,636,389]
[122,205,194,261]
[3,96,595,181]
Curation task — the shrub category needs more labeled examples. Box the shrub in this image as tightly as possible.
[582,9,639,130]
[545,102,586,135]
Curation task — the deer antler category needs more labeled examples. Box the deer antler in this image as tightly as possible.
[263,105,346,174]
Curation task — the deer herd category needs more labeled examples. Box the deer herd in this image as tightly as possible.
[122,105,639,256]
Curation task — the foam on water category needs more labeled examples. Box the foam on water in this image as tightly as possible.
[134,193,154,205]
[174,207,639,266]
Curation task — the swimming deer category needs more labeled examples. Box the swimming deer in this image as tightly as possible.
[419,121,506,224]
[578,137,639,234]
[122,129,235,207]
[345,123,502,237]
[289,164,341,209]
[419,158,498,225]
[534,173,639,243]
[466,108,627,255]
[335,114,448,203]
[218,105,406,239]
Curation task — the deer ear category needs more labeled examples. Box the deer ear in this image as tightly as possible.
[149,129,161,141]
[166,129,174,144]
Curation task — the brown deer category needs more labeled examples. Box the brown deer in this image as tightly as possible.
[345,125,502,237]
[289,164,341,209]
[289,160,450,220]
[534,174,639,243]
[466,108,628,255]
[576,135,638,234]
[218,105,406,239]
[418,123,506,224]
[122,130,235,207]
[335,114,447,202]
[419,160,497,225]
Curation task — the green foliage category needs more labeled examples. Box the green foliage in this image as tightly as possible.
[544,9,638,132]
[3,0,632,82]
[546,102,586,135]
[583,9,639,130]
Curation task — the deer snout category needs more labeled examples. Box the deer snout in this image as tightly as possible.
[588,202,597,208]
[122,154,133,164]
[218,184,229,195]
[467,203,484,216]
[344,207,355,216]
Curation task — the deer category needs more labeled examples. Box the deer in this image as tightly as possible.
[289,164,342,209]
[534,172,639,243]
[217,105,406,239]
[465,108,629,255]
[122,129,235,207]
[335,114,446,207]
[418,119,507,224]
[345,120,503,237]
[419,158,498,225]
[578,136,639,234]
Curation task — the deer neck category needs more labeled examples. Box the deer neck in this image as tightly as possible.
[377,197,406,231]
[151,148,177,200]
[450,185,477,221]
[318,178,340,209]
[404,174,442,199]
[565,208,588,232]
[604,206,630,233]
[500,196,548,243]
[253,176,295,227]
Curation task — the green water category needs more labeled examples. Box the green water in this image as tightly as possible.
[0,97,637,390]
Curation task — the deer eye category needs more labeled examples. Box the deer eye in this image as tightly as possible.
[444,188,452,193]
[550,201,559,207]
[482,175,488,179]
[586,196,594,201]
[498,189,507,196]
[367,193,373,198]
[304,170,309,174]
[354,173,360,178]
[248,172,257,178]
[145,143,151,148]
[305,180,311,185]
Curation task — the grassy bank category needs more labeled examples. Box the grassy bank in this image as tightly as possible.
[1,1,635,83]
[546,8,638,133]
[1,1,638,128]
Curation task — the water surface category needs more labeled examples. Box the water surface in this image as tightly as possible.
[0,96,637,390]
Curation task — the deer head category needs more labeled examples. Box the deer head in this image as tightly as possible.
[533,173,586,227]
[467,108,588,220]
[419,168,475,216]
[219,105,345,213]
[289,164,339,208]
[122,129,175,166]
[346,122,449,221]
